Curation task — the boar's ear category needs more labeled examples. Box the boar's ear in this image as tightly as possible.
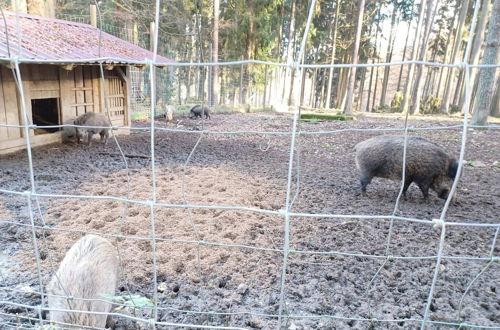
[449,160,459,179]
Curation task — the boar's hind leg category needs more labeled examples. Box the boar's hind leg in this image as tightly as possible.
[360,175,372,194]
[100,130,109,145]
[86,131,93,145]
[416,179,432,200]
[402,178,413,200]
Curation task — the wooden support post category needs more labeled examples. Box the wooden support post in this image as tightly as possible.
[117,67,131,127]
[90,5,97,28]
[263,64,268,108]
[239,62,244,105]
[150,22,156,52]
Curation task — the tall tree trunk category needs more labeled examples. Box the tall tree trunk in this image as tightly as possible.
[366,57,376,111]
[338,52,351,109]
[440,0,471,113]
[400,0,427,113]
[326,0,341,109]
[210,0,220,106]
[380,7,398,107]
[410,0,439,114]
[367,6,382,111]
[242,0,255,105]
[471,0,500,125]
[397,19,413,91]
[490,78,500,117]
[309,68,317,107]
[435,21,456,98]
[358,67,368,111]
[282,0,296,103]
[343,0,366,115]
[425,26,441,99]
[299,68,307,106]
[357,21,374,112]
[275,2,285,58]
[453,68,464,106]
[16,0,55,17]
[372,50,381,111]
[263,65,269,107]
[465,0,492,110]
[287,29,299,107]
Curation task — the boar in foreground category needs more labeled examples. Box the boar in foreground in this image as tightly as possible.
[355,135,459,201]
[189,105,211,119]
[47,234,119,329]
[74,112,112,145]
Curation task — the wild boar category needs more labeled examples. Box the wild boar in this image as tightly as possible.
[354,135,459,200]
[61,118,77,143]
[189,105,211,119]
[73,112,112,145]
[47,234,119,329]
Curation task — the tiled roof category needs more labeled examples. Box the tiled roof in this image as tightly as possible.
[0,11,173,65]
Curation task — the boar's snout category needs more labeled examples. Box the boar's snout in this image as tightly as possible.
[437,188,449,199]
[437,187,457,202]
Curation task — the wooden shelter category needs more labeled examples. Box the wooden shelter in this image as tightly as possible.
[0,11,172,154]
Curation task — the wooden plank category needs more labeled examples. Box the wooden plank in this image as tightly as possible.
[59,67,77,121]
[40,65,59,81]
[70,87,93,91]
[31,83,61,91]
[16,65,34,138]
[69,102,94,107]
[92,66,101,114]
[0,127,130,155]
[0,132,61,155]
[31,65,40,81]
[116,67,131,126]
[30,90,60,99]
[0,67,8,141]
[1,66,21,139]
[83,67,94,113]
[74,66,85,116]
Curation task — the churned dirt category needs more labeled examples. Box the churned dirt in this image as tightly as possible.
[0,111,499,329]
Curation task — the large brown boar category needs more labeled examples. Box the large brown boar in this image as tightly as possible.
[74,112,112,145]
[355,135,459,200]
[47,234,119,329]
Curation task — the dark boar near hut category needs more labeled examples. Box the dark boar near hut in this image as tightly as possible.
[74,112,112,145]
[189,105,211,119]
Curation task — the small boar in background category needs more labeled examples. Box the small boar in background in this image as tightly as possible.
[355,135,459,201]
[74,112,112,145]
[47,234,119,329]
[189,105,211,119]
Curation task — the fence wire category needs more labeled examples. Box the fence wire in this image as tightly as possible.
[0,0,499,329]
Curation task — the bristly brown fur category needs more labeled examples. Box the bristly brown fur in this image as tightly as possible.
[355,135,458,200]
[47,235,119,329]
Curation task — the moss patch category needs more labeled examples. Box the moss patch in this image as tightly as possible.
[300,113,354,121]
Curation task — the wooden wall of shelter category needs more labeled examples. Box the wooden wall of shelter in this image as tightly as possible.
[0,64,130,154]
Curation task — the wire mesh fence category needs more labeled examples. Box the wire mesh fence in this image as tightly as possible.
[0,0,499,329]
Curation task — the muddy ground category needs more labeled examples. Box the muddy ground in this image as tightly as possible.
[0,111,499,329]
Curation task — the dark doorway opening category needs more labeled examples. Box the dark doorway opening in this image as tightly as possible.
[31,98,59,135]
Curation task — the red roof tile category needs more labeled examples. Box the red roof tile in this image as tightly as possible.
[0,11,173,65]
